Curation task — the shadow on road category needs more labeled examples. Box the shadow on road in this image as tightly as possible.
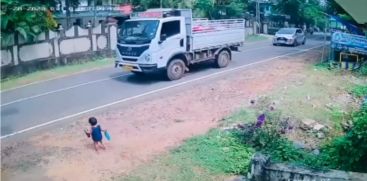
[110,71,167,85]
[110,61,217,84]
[125,73,167,84]
[187,60,216,74]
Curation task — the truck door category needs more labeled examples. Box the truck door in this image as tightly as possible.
[157,19,186,68]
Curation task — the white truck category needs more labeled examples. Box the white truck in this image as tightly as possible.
[115,9,245,80]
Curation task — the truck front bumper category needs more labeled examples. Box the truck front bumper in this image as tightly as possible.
[115,62,158,73]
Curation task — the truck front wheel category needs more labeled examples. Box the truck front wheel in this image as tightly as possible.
[167,59,185,80]
[215,50,231,68]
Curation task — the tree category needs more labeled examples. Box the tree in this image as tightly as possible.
[274,0,325,27]
[1,0,57,46]
[222,0,246,18]
[194,0,214,18]
[303,0,325,27]
[274,0,303,26]
[194,0,246,19]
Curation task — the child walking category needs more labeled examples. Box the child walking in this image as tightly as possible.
[85,117,107,152]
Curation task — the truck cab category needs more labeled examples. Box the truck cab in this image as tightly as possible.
[116,9,188,75]
[116,9,245,80]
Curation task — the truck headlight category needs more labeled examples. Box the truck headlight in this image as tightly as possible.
[144,53,151,62]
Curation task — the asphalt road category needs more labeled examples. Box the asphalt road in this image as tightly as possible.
[0,38,324,138]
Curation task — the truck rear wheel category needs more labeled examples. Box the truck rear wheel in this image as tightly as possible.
[167,59,185,80]
[215,50,230,68]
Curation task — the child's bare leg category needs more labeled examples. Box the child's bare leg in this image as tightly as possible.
[94,142,99,152]
[99,141,106,150]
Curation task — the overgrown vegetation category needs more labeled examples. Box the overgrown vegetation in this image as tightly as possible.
[238,101,367,172]
[122,58,366,180]
[124,103,366,180]
[1,0,58,46]
[320,105,367,172]
[174,130,254,174]
[350,85,367,98]
[356,63,367,76]
[242,122,307,163]
[122,129,254,180]
[274,0,332,29]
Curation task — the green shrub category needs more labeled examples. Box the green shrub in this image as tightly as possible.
[351,85,367,98]
[321,106,367,172]
[355,62,367,76]
[244,126,306,162]
[240,108,310,163]
[173,129,254,175]
[314,62,331,70]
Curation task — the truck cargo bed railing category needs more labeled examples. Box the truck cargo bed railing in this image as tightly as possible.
[192,19,244,34]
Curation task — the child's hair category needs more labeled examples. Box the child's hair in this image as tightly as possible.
[89,117,98,126]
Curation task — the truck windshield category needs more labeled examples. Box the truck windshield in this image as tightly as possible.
[119,20,159,44]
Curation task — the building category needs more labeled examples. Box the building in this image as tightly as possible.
[54,0,132,29]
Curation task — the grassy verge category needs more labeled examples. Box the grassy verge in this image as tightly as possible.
[245,34,269,42]
[120,61,366,180]
[1,58,112,91]
[120,110,257,181]
[120,129,254,181]
[350,84,367,98]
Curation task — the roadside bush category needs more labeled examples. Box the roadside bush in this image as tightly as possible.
[320,106,367,172]
[243,125,306,162]
[240,105,309,163]
[173,129,254,175]
[314,61,332,70]
[240,103,367,172]
[351,85,367,98]
[356,62,367,76]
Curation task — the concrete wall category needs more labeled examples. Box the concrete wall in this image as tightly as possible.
[248,153,367,181]
[245,20,256,36]
[1,23,117,76]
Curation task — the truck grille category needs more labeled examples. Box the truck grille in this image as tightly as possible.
[117,45,149,57]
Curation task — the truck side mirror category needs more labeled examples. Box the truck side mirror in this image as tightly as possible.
[159,34,167,44]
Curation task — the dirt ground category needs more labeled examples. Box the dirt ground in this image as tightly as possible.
[2,50,323,181]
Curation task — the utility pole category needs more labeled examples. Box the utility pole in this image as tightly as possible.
[160,0,163,8]
[93,0,96,26]
[66,0,71,28]
[256,0,260,34]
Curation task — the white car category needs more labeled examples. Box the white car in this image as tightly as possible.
[273,28,306,46]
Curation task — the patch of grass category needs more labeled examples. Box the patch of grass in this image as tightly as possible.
[314,61,332,71]
[245,34,269,42]
[273,66,356,125]
[121,154,223,181]
[329,106,346,132]
[350,85,367,98]
[175,130,254,174]
[1,57,112,91]
[275,86,331,123]
[315,106,367,172]
[121,130,254,181]
[355,62,367,76]
[121,57,365,180]
[221,109,257,126]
